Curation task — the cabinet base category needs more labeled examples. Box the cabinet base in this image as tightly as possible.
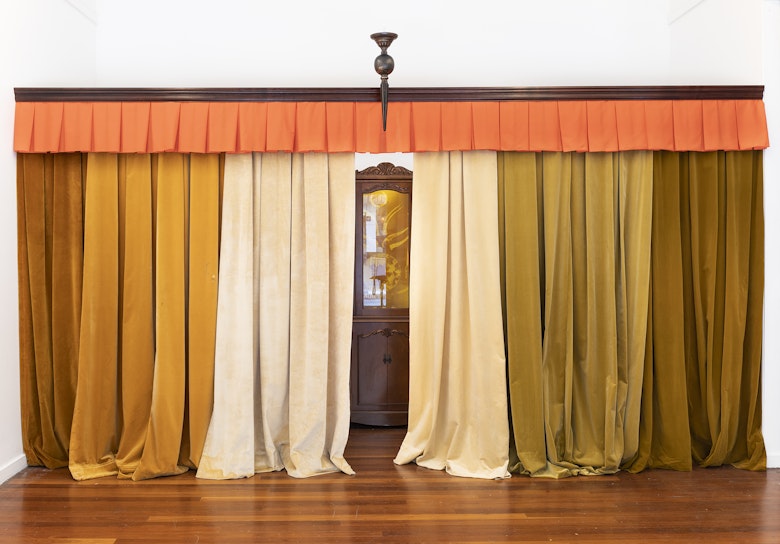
[350,411,408,427]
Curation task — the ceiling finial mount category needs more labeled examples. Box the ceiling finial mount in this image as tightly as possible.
[371,32,397,132]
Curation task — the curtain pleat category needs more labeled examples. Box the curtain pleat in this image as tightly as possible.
[184,154,220,468]
[132,154,190,480]
[197,152,355,480]
[625,151,691,472]
[69,153,121,480]
[114,154,155,478]
[501,150,766,476]
[394,151,510,480]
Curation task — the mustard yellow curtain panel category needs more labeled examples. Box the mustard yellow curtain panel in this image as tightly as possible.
[499,150,765,477]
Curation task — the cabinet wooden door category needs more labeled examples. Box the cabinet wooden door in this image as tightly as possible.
[350,321,409,426]
[350,163,412,426]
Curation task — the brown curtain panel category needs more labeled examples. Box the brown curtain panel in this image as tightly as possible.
[499,150,766,478]
[17,152,222,480]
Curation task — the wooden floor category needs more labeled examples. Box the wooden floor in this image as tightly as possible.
[0,427,778,544]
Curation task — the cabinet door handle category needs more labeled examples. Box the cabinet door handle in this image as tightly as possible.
[383,353,392,365]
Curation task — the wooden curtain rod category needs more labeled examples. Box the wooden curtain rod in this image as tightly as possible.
[14,86,765,103]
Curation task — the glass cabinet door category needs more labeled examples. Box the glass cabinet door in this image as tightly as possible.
[354,179,411,318]
[361,187,410,310]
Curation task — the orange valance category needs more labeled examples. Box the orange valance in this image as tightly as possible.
[14,99,769,154]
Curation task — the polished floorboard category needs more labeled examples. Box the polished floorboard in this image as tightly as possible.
[0,427,778,543]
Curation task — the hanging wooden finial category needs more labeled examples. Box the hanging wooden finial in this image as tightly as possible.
[370,32,397,131]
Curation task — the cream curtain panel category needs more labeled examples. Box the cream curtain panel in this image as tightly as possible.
[499,151,766,477]
[197,152,355,479]
[394,151,510,480]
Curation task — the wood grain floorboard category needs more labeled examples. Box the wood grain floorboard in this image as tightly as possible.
[0,427,777,543]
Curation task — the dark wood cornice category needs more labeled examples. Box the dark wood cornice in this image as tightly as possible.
[14,85,765,103]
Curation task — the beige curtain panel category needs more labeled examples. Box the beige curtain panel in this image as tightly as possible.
[197,152,355,479]
[394,151,510,480]
[499,150,766,477]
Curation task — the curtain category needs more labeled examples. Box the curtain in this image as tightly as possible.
[196,152,355,480]
[17,148,765,481]
[631,151,765,471]
[394,151,510,480]
[499,150,766,477]
[17,152,221,480]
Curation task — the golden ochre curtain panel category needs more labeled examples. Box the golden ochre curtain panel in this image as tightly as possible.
[499,150,765,477]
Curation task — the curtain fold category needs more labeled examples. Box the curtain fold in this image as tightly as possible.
[196,152,355,480]
[500,150,766,477]
[394,151,510,480]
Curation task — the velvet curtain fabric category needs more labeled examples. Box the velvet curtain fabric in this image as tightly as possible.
[499,150,766,477]
[196,152,355,479]
[17,148,765,482]
[17,152,221,480]
[18,151,355,481]
[394,151,510,479]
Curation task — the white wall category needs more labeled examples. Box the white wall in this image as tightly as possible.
[0,0,777,481]
[762,0,780,468]
[0,0,96,484]
[95,0,672,87]
[670,0,763,83]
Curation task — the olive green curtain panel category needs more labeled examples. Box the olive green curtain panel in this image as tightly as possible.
[499,150,765,477]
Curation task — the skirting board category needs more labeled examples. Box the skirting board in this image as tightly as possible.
[768,453,780,469]
[0,454,27,485]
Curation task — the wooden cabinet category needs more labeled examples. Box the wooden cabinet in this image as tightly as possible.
[350,163,412,426]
